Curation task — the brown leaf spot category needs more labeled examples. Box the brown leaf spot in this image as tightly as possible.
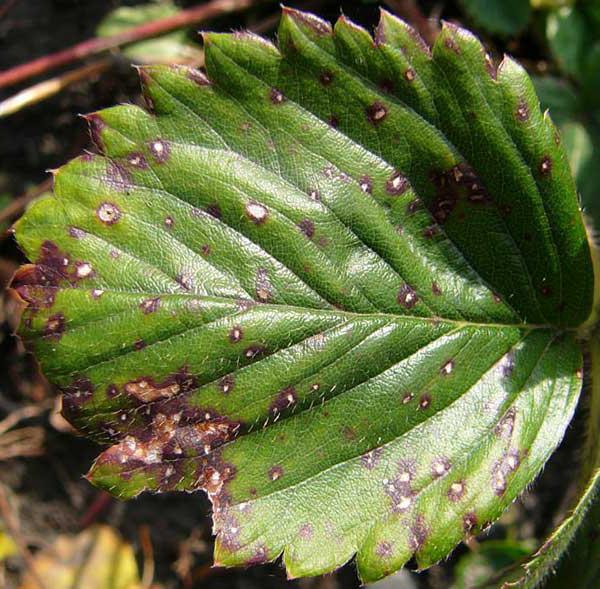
[96,202,121,225]
[397,284,418,309]
[105,162,132,191]
[255,268,272,302]
[148,139,170,163]
[495,407,516,438]
[376,541,393,558]
[386,172,409,195]
[124,368,197,403]
[359,175,373,194]
[463,512,478,533]
[432,282,442,296]
[440,359,454,376]
[491,450,520,496]
[244,345,265,359]
[268,465,284,481]
[270,386,297,416]
[406,199,420,216]
[61,377,94,421]
[269,88,285,104]
[516,100,529,122]
[245,201,268,224]
[366,101,388,125]
[69,226,86,239]
[126,152,148,169]
[297,218,315,238]
[319,71,334,85]
[176,272,194,291]
[245,545,270,566]
[409,515,429,551]
[431,457,451,478]
[384,462,415,512]
[361,448,383,470]
[423,225,439,239]
[219,374,235,395]
[342,426,357,440]
[430,162,487,222]
[539,156,552,176]
[228,326,243,343]
[404,68,416,82]
[447,480,466,502]
[43,312,65,340]
[444,35,460,54]
[418,394,431,410]
[74,261,94,280]
[140,297,160,314]
[164,216,174,229]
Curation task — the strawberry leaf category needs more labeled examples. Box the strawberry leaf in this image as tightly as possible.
[11,8,594,582]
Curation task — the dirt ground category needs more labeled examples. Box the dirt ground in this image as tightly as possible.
[0,1,588,588]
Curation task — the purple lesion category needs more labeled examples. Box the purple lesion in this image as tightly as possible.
[11,241,96,313]
[90,397,242,499]
[429,162,491,224]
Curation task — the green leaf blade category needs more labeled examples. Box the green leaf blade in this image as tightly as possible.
[11,8,594,583]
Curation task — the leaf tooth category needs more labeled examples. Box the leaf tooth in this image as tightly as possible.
[80,112,107,153]
[334,13,372,44]
[375,8,431,58]
[280,5,332,38]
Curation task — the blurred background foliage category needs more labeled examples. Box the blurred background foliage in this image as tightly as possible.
[0,1,599,588]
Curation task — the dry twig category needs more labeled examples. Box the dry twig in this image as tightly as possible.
[0,0,260,89]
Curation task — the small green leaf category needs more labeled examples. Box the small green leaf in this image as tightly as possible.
[461,0,531,36]
[96,1,198,64]
[453,540,533,589]
[546,7,590,78]
[12,8,594,582]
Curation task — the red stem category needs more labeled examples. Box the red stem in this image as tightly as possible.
[0,0,256,89]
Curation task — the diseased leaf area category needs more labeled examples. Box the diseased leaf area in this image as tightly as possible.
[11,8,593,583]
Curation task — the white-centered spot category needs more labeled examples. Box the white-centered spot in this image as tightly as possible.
[441,360,454,375]
[450,482,464,494]
[398,496,412,510]
[245,202,268,223]
[97,202,120,224]
[433,461,448,476]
